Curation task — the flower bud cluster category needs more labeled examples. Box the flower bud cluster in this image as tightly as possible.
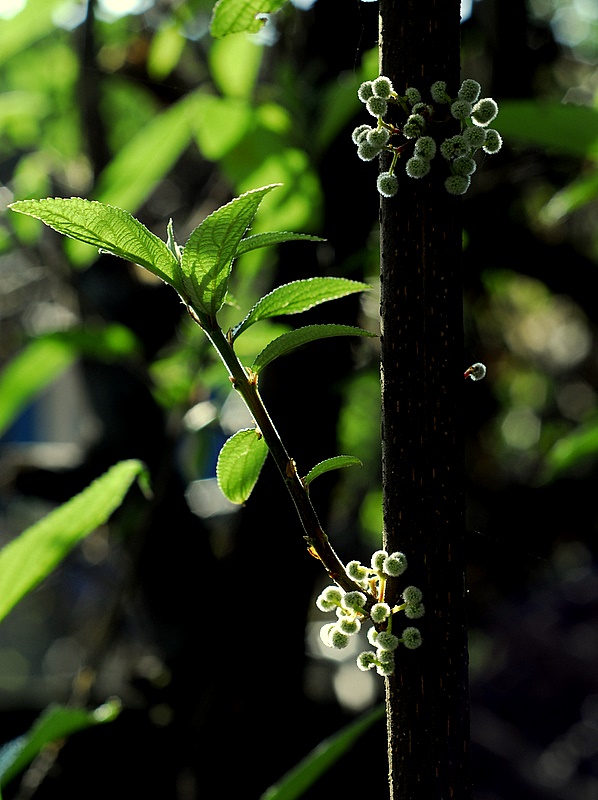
[315,549,423,676]
[353,76,502,198]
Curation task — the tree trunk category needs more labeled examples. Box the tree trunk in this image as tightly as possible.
[378,2,472,798]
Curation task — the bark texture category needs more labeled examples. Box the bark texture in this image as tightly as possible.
[378,2,472,798]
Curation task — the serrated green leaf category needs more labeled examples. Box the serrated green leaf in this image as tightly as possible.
[235,231,324,258]
[9,199,180,289]
[233,277,370,339]
[303,455,363,487]
[251,324,376,374]
[0,460,147,624]
[260,704,384,800]
[181,184,279,323]
[216,428,269,504]
[210,0,289,37]
[0,700,121,790]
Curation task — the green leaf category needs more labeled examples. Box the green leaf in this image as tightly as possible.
[540,418,598,483]
[210,0,289,37]
[181,184,279,323]
[235,231,324,259]
[216,428,269,504]
[0,326,140,439]
[0,700,121,790]
[233,277,370,339]
[540,169,598,224]
[251,324,376,374]
[303,455,363,487]
[0,460,148,624]
[498,100,598,159]
[8,199,180,290]
[260,704,384,800]
[0,337,75,439]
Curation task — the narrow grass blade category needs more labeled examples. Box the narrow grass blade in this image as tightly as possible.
[0,460,148,624]
[260,704,384,800]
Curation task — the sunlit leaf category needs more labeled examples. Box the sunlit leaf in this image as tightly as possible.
[216,428,269,504]
[540,170,598,224]
[233,277,370,339]
[0,337,75,439]
[235,231,323,259]
[181,184,279,322]
[498,101,598,159]
[209,33,264,99]
[0,700,121,790]
[193,94,253,160]
[9,198,180,289]
[303,455,363,487]
[260,704,384,800]
[0,460,148,624]
[210,0,288,37]
[251,324,376,374]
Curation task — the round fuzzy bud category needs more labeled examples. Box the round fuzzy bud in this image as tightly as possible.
[366,96,388,118]
[383,551,408,577]
[405,155,431,179]
[319,623,336,647]
[450,99,472,121]
[372,75,394,99]
[371,550,388,572]
[401,626,423,650]
[329,626,351,649]
[452,155,477,176]
[405,602,425,619]
[445,174,471,195]
[357,81,374,103]
[471,97,499,127]
[322,585,344,604]
[376,648,395,665]
[411,102,433,116]
[370,602,391,624]
[403,113,425,139]
[376,172,399,198]
[440,134,468,160]
[367,627,379,647]
[464,362,487,381]
[483,128,503,154]
[351,124,372,144]
[405,86,421,106]
[458,78,481,104]
[414,135,437,159]
[339,616,361,635]
[346,560,368,582]
[342,591,367,612]
[402,586,423,604]
[463,125,487,149]
[376,631,399,651]
[357,140,381,161]
[430,80,450,104]
[367,126,390,148]
[376,660,395,676]
[357,651,377,671]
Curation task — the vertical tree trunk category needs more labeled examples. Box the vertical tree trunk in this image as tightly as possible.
[378,2,472,799]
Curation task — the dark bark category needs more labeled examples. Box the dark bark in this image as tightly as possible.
[378,2,472,798]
